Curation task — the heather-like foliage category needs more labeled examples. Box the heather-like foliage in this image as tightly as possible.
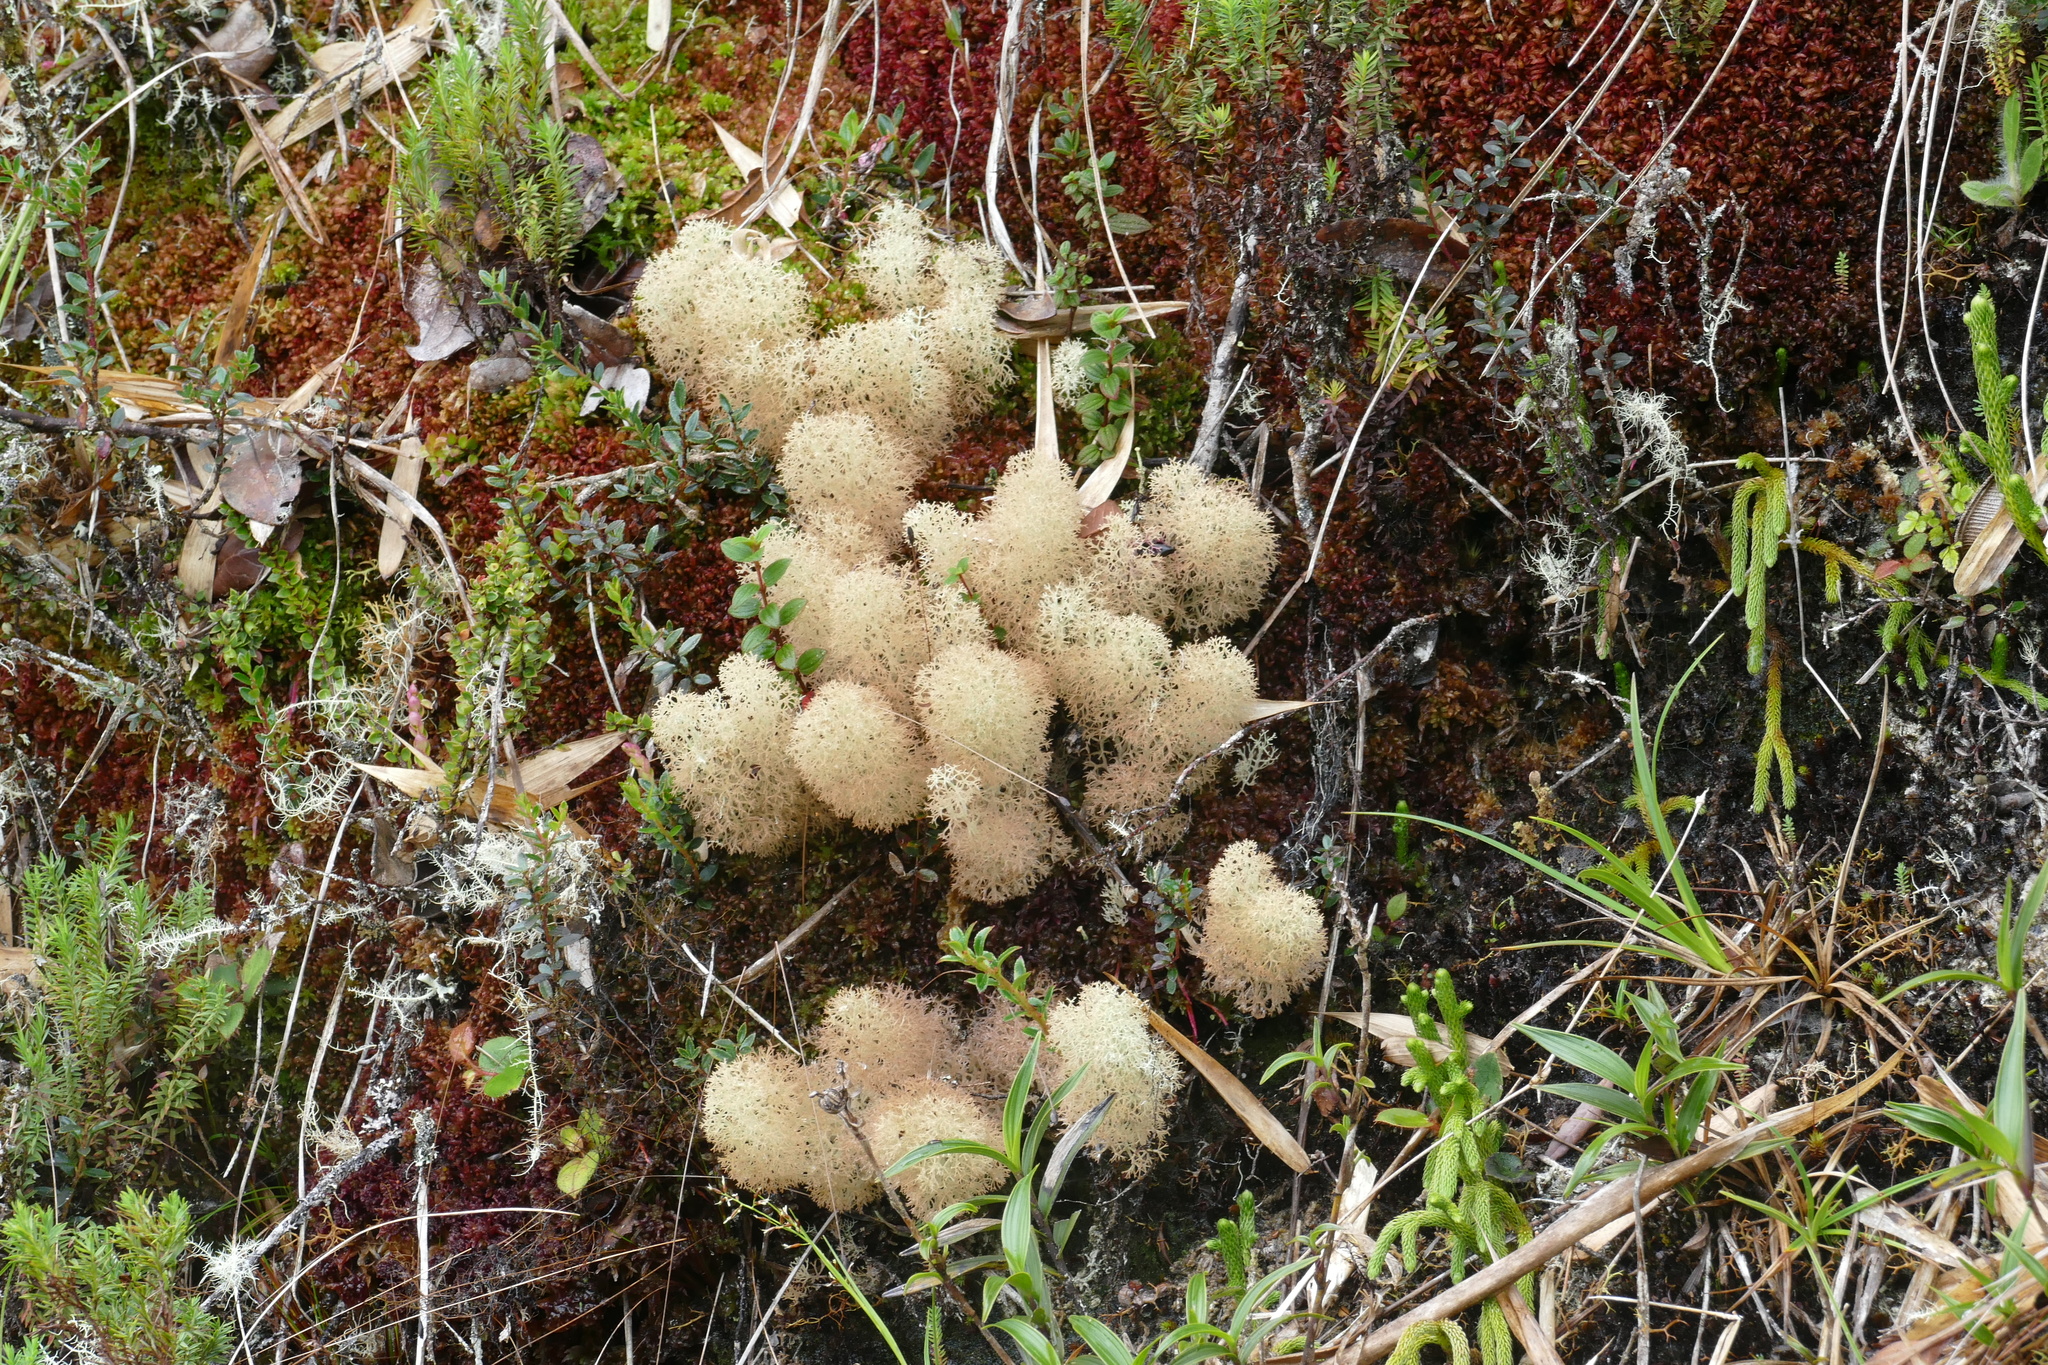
[3,823,234,1195]
[1,1190,228,1365]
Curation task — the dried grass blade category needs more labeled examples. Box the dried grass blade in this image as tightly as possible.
[996,300,1187,341]
[508,731,627,806]
[231,27,431,185]
[215,209,286,368]
[1495,1285,1564,1365]
[1145,1008,1312,1173]
[234,97,326,244]
[349,761,446,800]
[378,435,425,577]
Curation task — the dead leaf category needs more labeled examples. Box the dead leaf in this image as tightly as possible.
[198,1,278,83]
[216,209,287,368]
[177,519,227,600]
[470,353,535,394]
[561,301,633,368]
[1077,447,1127,512]
[565,133,621,237]
[1855,1198,1970,1269]
[232,23,433,186]
[404,258,478,363]
[219,428,303,527]
[445,1019,479,1069]
[0,945,38,994]
[352,732,627,824]
[1000,290,1058,322]
[1238,699,1318,724]
[1310,216,1469,290]
[371,811,418,887]
[1145,1007,1312,1174]
[233,95,326,244]
[579,363,650,417]
[510,731,627,807]
[725,227,798,264]
[711,120,764,175]
[1953,461,2048,595]
[1329,1010,1506,1067]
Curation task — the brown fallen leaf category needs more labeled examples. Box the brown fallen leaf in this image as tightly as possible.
[177,518,229,600]
[232,95,326,244]
[218,428,304,527]
[197,1,278,84]
[352,732,627,826]
[1327,1010,1506,1067]
[1953,461,2048,595]
[705,121,802,230]
[1239,699,1319,724]
[1076,445,1128,512]
[0,946,39,990]
[1310,216,1469,291]
[215,208,287,368]
[1145,1007,1312,1174]
[1032,338,1058,462]
[377,392,424,578]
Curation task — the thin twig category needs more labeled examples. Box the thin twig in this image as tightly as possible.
[730,868,871,987]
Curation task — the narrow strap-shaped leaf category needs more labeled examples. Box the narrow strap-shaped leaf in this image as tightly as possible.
[1518,1025,1638,1092]
[1041,1094,1115,1214]
[1068,1316,1137,1365]
[885,1139,1015,1179]
[1005,1038,1040,1170]
[991,1317,1060,1365]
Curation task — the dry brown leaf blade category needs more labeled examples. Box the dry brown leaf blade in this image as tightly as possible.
[1145,1008,1313,1174]
[510,732,628,806]
[231,26,431,185]
[176,519,228,601]
[377,438,426,577]
[349,761,447,801]
[233,96,326,244]
[218,428,303,527]
[996,300,1188,341]
[1076,445,1127,511]
[0,946,38,992]
[1239,699,1318,724]
[215,209,286,367]
[1952,462,2048,595]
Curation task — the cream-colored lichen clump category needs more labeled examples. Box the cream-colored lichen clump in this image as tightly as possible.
[646,654,814,856]
[699,984,1009,1215]
[1042,983,1185,1172]
[635,205,1008,458]
[640,200,1285,902]
[1194,841,1328,1016]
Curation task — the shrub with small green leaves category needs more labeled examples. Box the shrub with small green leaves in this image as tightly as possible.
[399,0,601,298]
[3,820,234,1196]
[1,1189,228,1365]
